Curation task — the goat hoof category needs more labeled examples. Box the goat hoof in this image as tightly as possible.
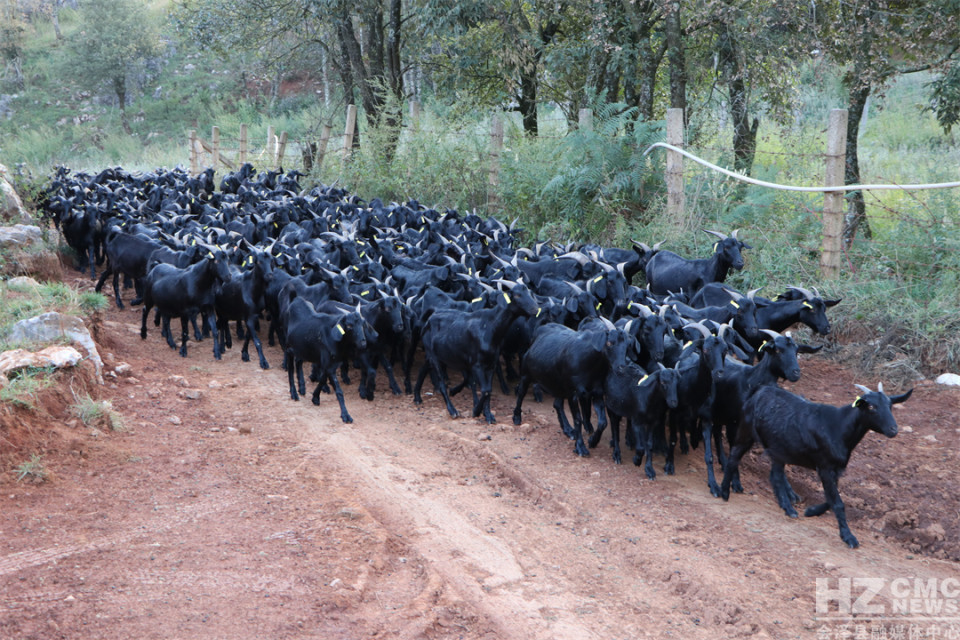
[843,535,860,549]
[575,443,590,457]
[179,349,188,358]
[341,415,353,424]
[645,469,656,480]
[241,353,250,362]
[731,480,744,493]
[664,462,675,475]
[612,453,621,465]
[709,483,722,498]
[587,432,601,448]
[312,396,320,406]
[260,362,269,370]
[785,509,799,519]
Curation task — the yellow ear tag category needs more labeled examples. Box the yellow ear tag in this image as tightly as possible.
[637,374,650,386]
[471,297,483,303]
[336,324,345,335]
[361,290,369,296]
[359,251,366,258]
[729,300,740,309]
[852,396,861,407]
[503,293,511,304]
[803,301,814,309]
[713,242,718,252]
[596,302,602,310]
[627,301,633,310]
[190,238,197,246]
[467,268,472,275]
[683,341,693,349]
[352,265,359,271]
[536,307,542,317]
[760,340,768,350]
[593,275,603,283]
[273,222,278,228]
[207,252,215,259]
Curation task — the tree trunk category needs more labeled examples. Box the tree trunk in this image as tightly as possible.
[518,66,538,135]
[843,82,872,243]
[665,2,686,112]
[334,20,361,149]
[114,75,131,134]
[52,5,63,41]
[717,21,758,175]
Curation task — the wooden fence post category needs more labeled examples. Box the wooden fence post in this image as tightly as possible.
[487,114,504,213]
[822,109,848,279]
[276,131,288,168]
[410,100,420,132]
[266,125,276,165]
[316,124,332,173]
[188,129,199,175]
[666,108,686,225]
[343,104,357,158]
[578,108,593,132]
[239,124,248,165]
[211,126,220,174]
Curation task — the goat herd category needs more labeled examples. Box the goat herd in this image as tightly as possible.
[41,163,911,549]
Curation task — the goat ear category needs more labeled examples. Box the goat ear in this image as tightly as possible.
[890,388,913,404]
[797,344,823,354]
[564,297,577,313]
[824,298,842,308]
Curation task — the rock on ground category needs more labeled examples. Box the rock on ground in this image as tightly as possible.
[6,312,103,382]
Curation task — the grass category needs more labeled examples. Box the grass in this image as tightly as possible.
[0,366,56,410]
[0,281,107,350]
[13,453,47,483]
[70,393,125,432]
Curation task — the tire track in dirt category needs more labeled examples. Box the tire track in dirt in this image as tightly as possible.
[0,496,237,578]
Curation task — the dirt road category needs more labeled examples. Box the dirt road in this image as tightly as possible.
[2,285,959,639]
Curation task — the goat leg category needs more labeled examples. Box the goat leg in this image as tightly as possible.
[770,463,799,517]
[179,315,190,357]
[720,438,752,501]
[702,420,722,497]
[817,467,858,548]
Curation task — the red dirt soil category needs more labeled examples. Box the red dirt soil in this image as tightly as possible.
[2,272,959,639]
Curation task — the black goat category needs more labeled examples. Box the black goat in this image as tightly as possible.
[721,383,912,548]
[140,248,232,359]
[283,297,369,423]
[414,283,539,423]
[592,363,680,476]
[513,320,631,457]
[214,248,274,369]
[95,227,164,308]
[644,230,750,296]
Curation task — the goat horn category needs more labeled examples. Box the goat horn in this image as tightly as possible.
[687,321,712,339]
[747,287,762,300]
[567,282,584,295]
[477,281,495,293]
[702,229,728,240]
[657,362,667,370]
[726,288,744,301]
[599,316,616,330]
[624,319,634,333]
[633,240,651,252]
[854,384,872,395]
[719,323,730,338]
[760,329,781,341]
[653,240,666,250]
[597,262,615,273]
[731,229,740,239]
[617,262,627,277]
[558,251,590,265]
[636,303,653,318]
[788,285,816,301]
[877,381,884,394]
[497,279,519,290]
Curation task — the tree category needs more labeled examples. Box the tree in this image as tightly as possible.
[815,0,960,243]
[71,0,159,134]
